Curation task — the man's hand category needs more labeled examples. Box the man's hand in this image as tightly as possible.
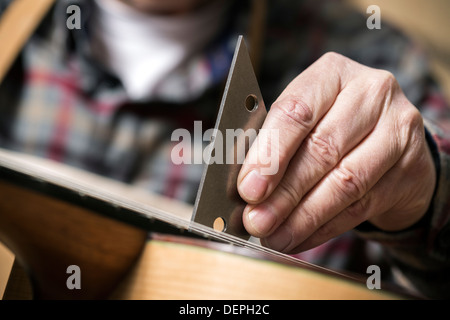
[237,52,436,254]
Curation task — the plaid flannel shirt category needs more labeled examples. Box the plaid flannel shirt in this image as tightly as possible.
[1,0,450,298]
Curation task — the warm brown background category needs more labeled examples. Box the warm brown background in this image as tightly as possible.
[1,0,450,299]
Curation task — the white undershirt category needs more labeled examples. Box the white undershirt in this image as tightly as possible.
[91,0,227,101]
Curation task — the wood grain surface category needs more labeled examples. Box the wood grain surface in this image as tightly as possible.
[0,180,147,299]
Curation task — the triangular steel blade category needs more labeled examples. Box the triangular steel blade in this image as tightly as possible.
[191,36,267,239]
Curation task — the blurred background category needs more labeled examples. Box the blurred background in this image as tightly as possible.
[347,0,450,103]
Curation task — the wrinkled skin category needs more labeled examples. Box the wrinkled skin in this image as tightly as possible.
[237,52,436,254]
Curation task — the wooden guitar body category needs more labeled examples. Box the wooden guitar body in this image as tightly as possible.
[0,179,147,299]
[0,155,407,299]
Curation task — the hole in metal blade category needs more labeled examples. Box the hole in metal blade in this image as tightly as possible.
[245,94,258,112]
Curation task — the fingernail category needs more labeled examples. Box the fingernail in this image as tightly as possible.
[247,206,277,236]
[239,170,268,202]
[262,225,292,252]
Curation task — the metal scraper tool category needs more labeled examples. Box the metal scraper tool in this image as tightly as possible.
[191,36,267,239]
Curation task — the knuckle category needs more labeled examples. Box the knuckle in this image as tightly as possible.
[388,98,424,152]
[370,70,398,104]
[278,178,303,208]
[320,51,346,65]
[331,166,367,201]
[305,133,340,169]
[398,106,424,152]
[401,106,423,131]
[315,222,335,239]
[343,198,369,221]
[376,70,397,91]
[272,95,314,130]
[301,206,321,230]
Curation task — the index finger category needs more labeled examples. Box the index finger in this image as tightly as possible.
[237,52,356,204]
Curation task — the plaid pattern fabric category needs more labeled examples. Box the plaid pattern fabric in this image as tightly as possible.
[1,0,450,298]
